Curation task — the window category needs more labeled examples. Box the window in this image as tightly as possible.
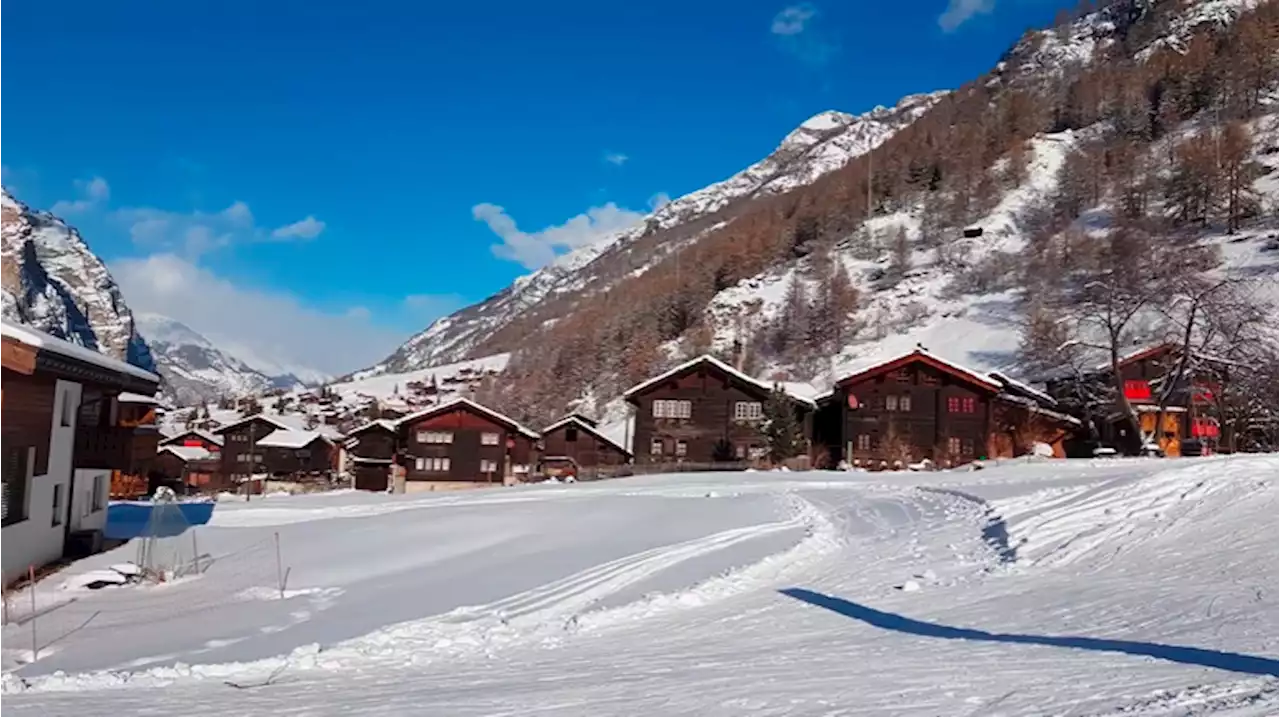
[856,434,872,451]
[650,438,664,455]
[893,370,911,383]
[946,437,975,456]
[237,453,250,463]
[947,396,977,414]
[480,459,499,474]
[253,454,263,464]
[899,394,912,412]
[2,446,32,526]
[415,457,425,471]
[735,443,747,459]
[417,431,453,444]
[652,399,692,419]
[51,484,63,527]
[675,440,688,457]
[963,438,975,456]
[481,432,500,445]
[733,401,763,421]
[947,437,961,455]
[564,427,578,442]
[921,373,939,386]
[92,473,105,512]
[885,395,899,411]
[415,457,451,472]
[60,389,75,427]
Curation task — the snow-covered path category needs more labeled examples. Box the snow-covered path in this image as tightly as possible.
[4,457,1277,716]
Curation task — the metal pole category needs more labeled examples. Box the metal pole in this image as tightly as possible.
[192,529,200,575]
[274,531,285,600]
[29,565,37,661]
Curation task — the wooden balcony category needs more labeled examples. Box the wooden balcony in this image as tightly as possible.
[74,427,137,470]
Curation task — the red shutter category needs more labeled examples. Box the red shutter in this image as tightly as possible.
[847,394,859,409]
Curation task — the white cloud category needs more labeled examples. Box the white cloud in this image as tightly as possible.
[271,215,325,240]
[113,202,246,258]
[771,4,816,35]
[648,192,672,211]
[473,201,648,270]
[603,152,629,166]
[112,253,408,375]
[403,294,465,315]
[770,3,839,66]
[51,176,111,214]
[937,0,996,32]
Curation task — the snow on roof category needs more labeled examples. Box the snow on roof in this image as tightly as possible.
[834,349,1002,391]
[396,397,540,439]
[622,354,817,407]
[988,371,1057,407]
[1,319,160,384]
[995,393,1082,426]
[256,429,329,449]
[118,392,161,404]
[160,428,224,447]
[160,445,214,462]
[344,418,398,437]
[541,415,632,456]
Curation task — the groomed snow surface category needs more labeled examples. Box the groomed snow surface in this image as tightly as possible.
[3,456,1276,715]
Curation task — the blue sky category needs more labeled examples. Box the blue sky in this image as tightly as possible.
[2,0,1066,374]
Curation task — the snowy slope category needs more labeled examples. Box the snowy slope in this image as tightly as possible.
[135,313,276,406]
[0,188,155,372]
[3,456,1275,715]
[371,91,946,374]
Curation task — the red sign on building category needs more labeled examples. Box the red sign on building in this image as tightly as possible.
[1123,380,1151,401]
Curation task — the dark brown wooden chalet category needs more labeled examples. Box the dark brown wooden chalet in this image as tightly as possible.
[255,429,335,481]
[2,320,161,584]
[154,445,222,493]
[1041,343,1224,457]
[214,415,289,486]
[624,355,816,466]
[343,419,398,491]
[813,349,1082,469]
[395,398,540,487]
[539,414,632,479]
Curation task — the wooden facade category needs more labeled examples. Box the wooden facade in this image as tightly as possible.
[539,415,631,478]
[625,355,814,466]
[214,415,293,486]
[1042,344,1217,457]
[397,399,539,485]
[344,420,397,491]
[160,429,223,455]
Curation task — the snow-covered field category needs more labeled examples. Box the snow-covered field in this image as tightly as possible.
[3,456,1276,715]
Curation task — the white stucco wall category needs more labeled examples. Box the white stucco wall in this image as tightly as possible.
[2,379,81,585]
[69,469,110,534]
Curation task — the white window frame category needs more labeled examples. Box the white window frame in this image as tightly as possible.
[480,432,500,446]
[675,440,688,457]
[415,457,426,471]
[885,395,899,411]
[51,484,63,527]
[480,459,499,474]
[652,399,692,419]
[650,438,664,455]
[733,401,763,421]
[900,394,912,412]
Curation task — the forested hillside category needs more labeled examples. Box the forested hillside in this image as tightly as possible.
[430,0,1276,433]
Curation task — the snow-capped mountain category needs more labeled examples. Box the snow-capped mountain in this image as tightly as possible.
[134,313,278,406]
[369,91,946,374]
[1,188,156,372]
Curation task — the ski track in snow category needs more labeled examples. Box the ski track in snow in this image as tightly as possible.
[2,457,1276,716]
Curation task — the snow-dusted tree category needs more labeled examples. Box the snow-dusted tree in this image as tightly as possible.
[763,386,803,463]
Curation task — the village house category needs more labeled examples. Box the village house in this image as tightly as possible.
[342,419,397,491]
[1041,344,1227,457]
[212,415,336,492]
[624,355,816,466]
[2,320,161,584]
[394,398,540,490]
[539,414,632,479]
[812,349,1078,469]
[153,445,222,493]
[159,428,224,455]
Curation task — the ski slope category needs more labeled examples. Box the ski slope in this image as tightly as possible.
[3,456,1276,716]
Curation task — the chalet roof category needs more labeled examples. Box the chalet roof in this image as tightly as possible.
[159,429,224,447]
[541,415,632,457]
[994,393,1081,426]
[211,413,294,435]
[552,412,598,428]
[344,418,398,437]
[256,429,330,449]
[118,391,164,405]
[1,319,160,385]
[160,445,214,462]
[396,397,540,440]
[622,354,817,407]
[833,349,1002,392]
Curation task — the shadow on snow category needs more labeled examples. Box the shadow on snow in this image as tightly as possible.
[778,588,1279,677]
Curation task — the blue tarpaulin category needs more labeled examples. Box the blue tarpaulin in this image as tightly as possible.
[103,501,216,540]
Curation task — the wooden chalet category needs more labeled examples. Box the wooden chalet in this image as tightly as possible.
[343,419,398,491]
[394,398,540,489]
[154,445,222,493]
[539,414,632,479]
[1042,343,1223,457]
[624,355,816,466]
[212,414,335,490]
[813,349,1078,469]
[159,428,224,455]
[2,320,161,584]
